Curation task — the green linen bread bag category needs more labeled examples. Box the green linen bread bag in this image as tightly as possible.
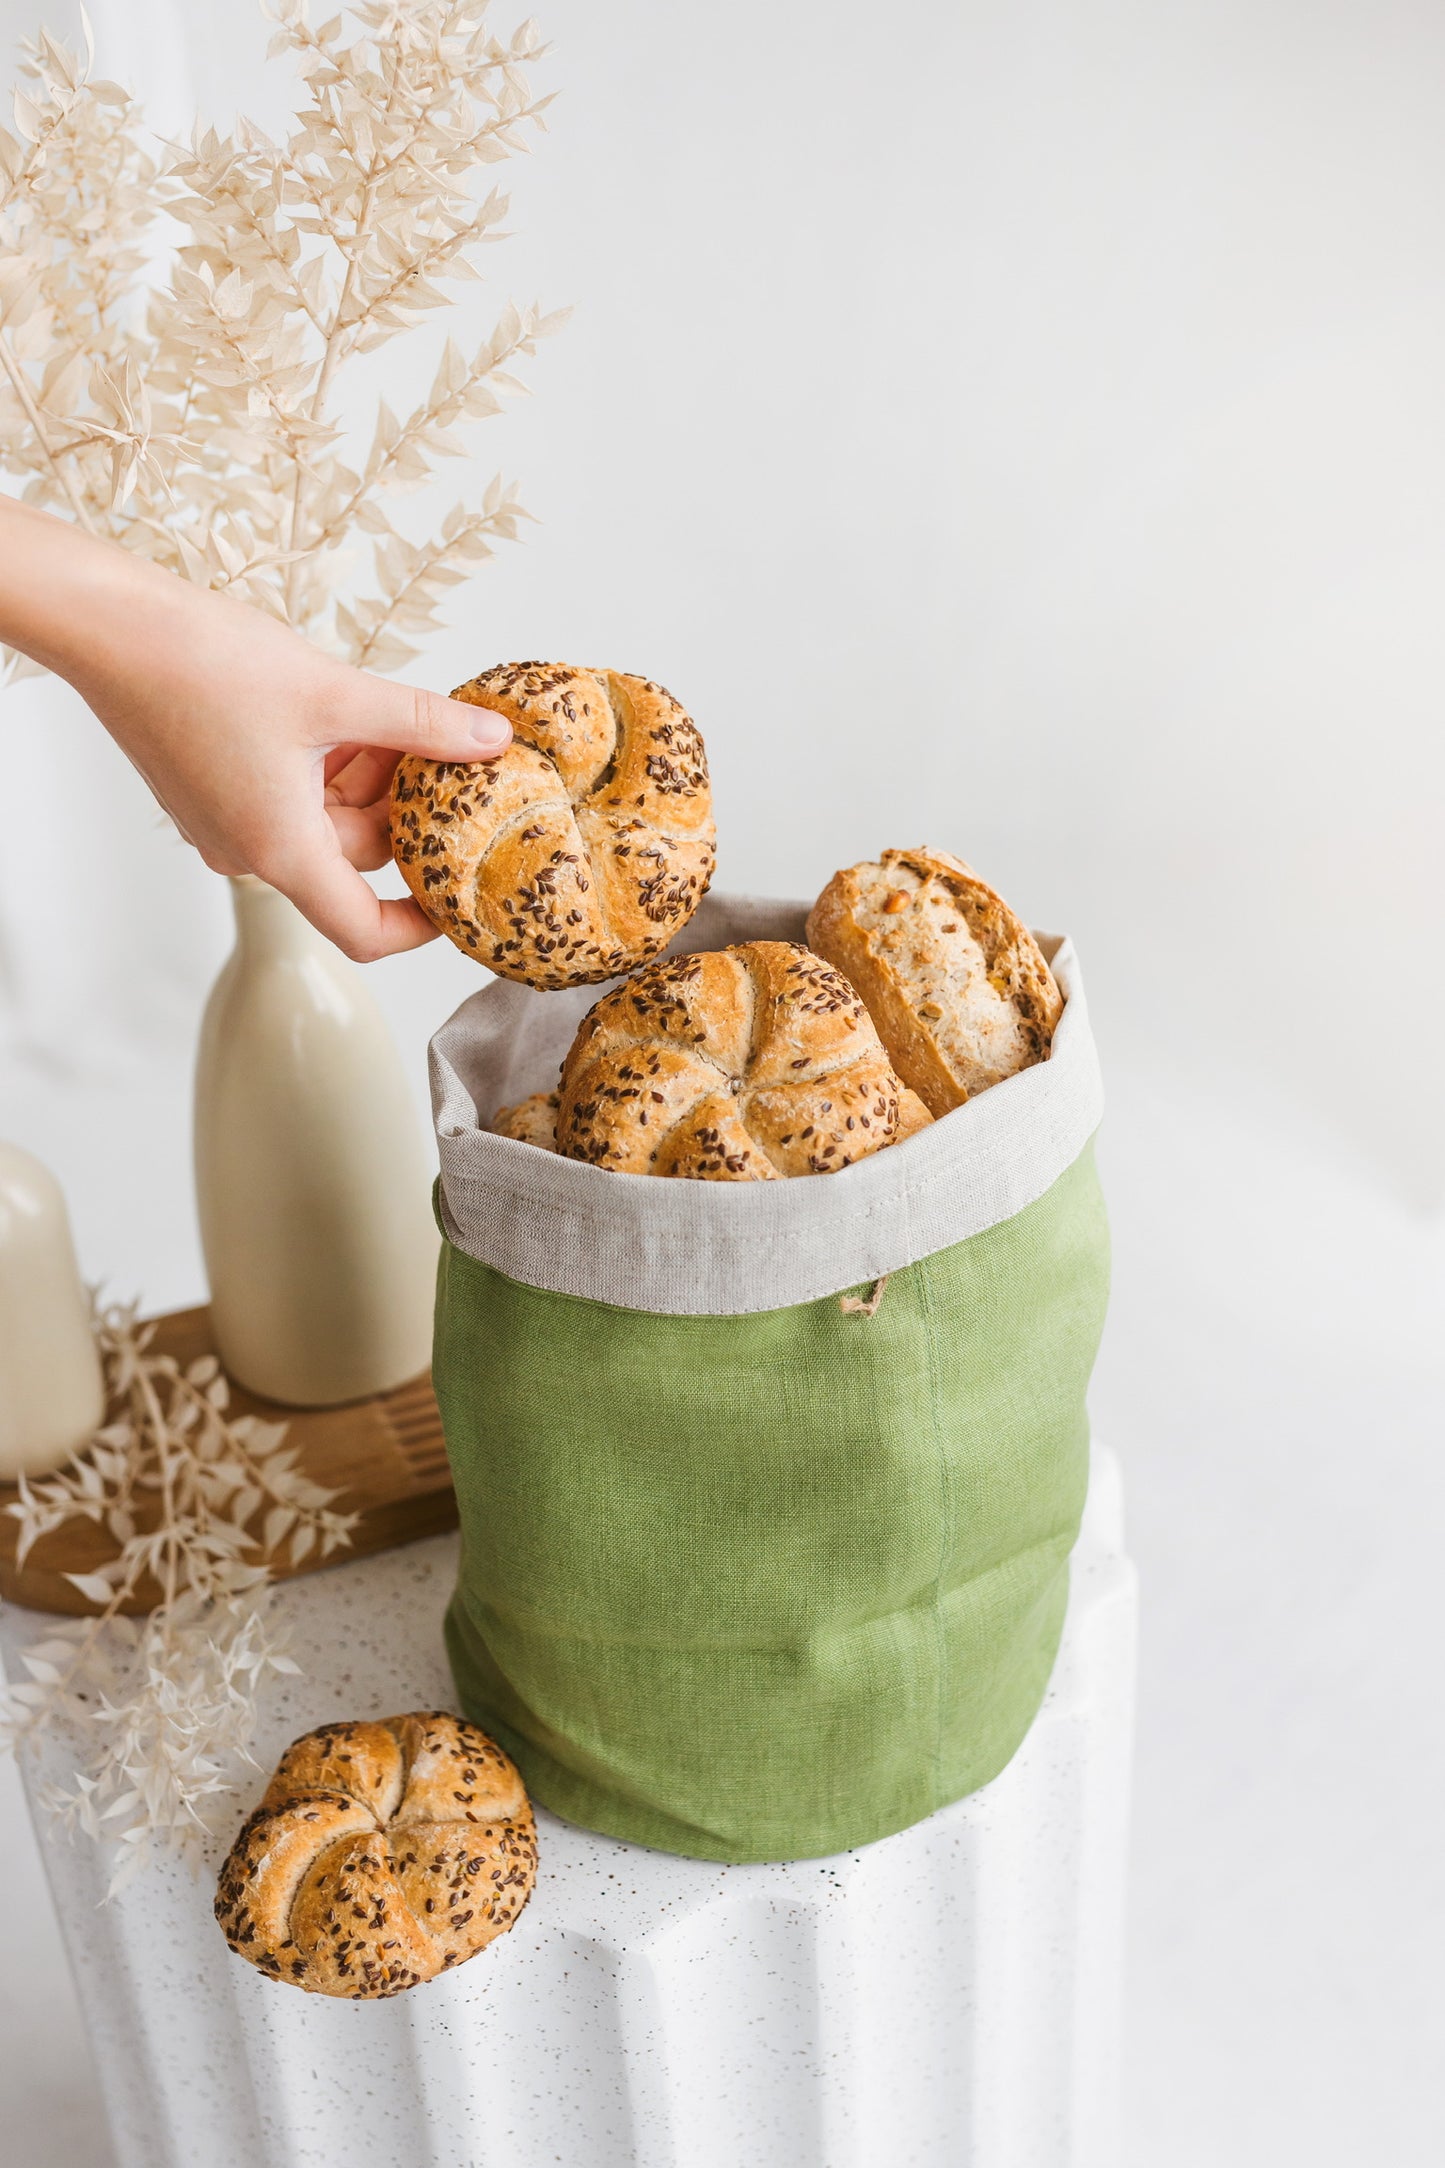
[427,893,1108,1863]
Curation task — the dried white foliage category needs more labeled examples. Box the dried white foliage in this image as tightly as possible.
[0,0,565,1884]
[0,1300,360,1892]
[0,0,565,679]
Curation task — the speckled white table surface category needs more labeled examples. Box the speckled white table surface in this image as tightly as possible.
[2,1449,1134,2168]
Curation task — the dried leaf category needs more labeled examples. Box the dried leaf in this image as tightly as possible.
[63,1569,119,1604]
[260,1504,297,1553]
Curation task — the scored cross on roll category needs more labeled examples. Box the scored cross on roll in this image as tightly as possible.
[554,939,923,1179]
[214,1712,536,1999]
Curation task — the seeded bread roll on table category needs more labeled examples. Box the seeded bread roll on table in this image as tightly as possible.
[390,663,716,988]
[807,848,1062,1115]
[556,941,908,1179]
[215,1713,536,1999]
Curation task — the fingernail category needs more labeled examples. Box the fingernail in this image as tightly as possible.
[468,710,511,751]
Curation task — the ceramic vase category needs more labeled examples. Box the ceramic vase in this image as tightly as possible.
[193,877,437,1407]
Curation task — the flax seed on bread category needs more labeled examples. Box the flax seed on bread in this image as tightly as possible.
[894,1086,935,1140]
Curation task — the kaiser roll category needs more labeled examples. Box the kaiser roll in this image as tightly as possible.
[556,939,908,1179]
[492,1090,559,1150]
[806,846,1061,1115]
[215,1712,535,1999]
[390,662,716,988]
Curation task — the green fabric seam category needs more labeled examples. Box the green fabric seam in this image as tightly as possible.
[918,1222,950,1814]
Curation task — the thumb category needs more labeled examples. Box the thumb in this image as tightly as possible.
[341,670,512,761]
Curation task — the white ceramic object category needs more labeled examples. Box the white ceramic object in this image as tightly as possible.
[0,1143,105,1479]
[1,1446,1135,2168]
[194,877,438,1406]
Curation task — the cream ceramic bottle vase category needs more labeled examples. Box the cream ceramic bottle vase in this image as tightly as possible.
[194,877,438,1407]
[0,1144,106,1477]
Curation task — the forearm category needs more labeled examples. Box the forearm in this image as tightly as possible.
[0,496,179,688]
[0,491,510,961]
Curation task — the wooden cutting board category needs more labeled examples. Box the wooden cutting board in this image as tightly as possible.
[0,1306,458,1618]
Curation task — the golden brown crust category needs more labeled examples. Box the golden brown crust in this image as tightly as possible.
[390,663,716,988]
[555,940,907,1179]
[214,1712,536,2000]
[806,848,1062,1115]
[262,1718,406,1822]
[492,1091,559,1150]
[894,1087,935,1140]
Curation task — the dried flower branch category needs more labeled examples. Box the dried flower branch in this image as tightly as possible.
[0,0,565,1879]
[0,0,565,679]
[0,1299,360,1891]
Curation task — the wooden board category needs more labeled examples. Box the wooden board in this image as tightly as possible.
[0,1306,457,1618]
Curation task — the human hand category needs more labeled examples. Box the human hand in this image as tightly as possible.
[0,498,511,960]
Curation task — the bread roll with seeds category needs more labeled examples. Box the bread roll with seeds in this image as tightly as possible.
[556,940,907,1179]
[806,847,1062,1115]
[895,1086,934,1141]
[492,1091,559,1150]
[390,662,715,988]
[215,1712,535,2000]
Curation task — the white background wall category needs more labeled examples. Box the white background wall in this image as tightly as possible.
[1,2,1442,2163]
